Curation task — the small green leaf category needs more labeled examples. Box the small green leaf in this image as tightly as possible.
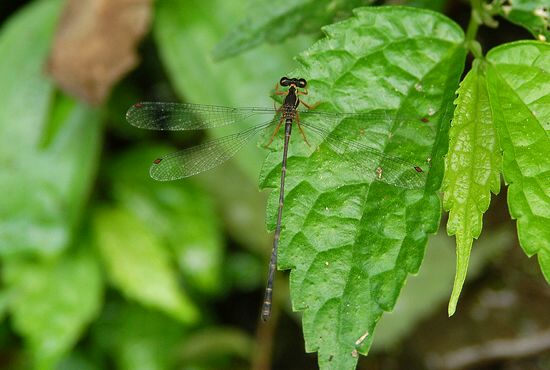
[486,41,550,283]
[93,206,200,323]
[3,248,103,369]
[0,0,101,258]
[442,60,502,316]
[497,0,549,42]
[260,7,466,369]
[212,0,372,61]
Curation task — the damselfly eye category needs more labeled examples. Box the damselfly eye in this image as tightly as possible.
[280,77,290,86]
[298,78,307,88]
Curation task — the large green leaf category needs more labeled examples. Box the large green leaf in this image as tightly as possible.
[211,0,372,61]
[442,60,502,316]
[0,0,101,258]
[485,41,550,282]
[497,0,549,42]
[259,7,465,369]
[93,206,199,324]
[3,248,103,370]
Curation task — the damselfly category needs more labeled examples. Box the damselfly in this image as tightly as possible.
[126,77,428,321]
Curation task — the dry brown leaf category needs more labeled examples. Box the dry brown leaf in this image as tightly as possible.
[46,0,152,105]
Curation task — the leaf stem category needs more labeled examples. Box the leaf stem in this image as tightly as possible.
[466,0,485,59]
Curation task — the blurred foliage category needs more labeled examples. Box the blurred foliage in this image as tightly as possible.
[5,247,102,369]
[0,0,100,257]
[495,0,550,41]
[211,0,374,61]
[0,0,549,370]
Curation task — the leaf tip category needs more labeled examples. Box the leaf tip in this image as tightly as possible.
[448,301,457,317]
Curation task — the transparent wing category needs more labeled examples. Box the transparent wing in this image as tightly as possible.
[301,121,428,189]
[126,102,276,131]
[131,101,430,185]
[150,121,275,180]
[298,108,432,129]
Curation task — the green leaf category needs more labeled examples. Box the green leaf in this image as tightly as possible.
[93,206,200,323]
[3,248,103,370]
[442,60,502,316]
[106,146,224,295]
[259,7,465,369]
[0,0,101,258]
[212,0,372,61]
[92,303,184,370]
[497,1,549,42]
[486,41,550,283]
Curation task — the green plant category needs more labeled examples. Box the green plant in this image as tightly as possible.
[193,0,550,367]
[0,0,548,369]
[220,1,548,369]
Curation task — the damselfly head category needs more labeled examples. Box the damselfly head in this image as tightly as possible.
[279,77,307,88]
